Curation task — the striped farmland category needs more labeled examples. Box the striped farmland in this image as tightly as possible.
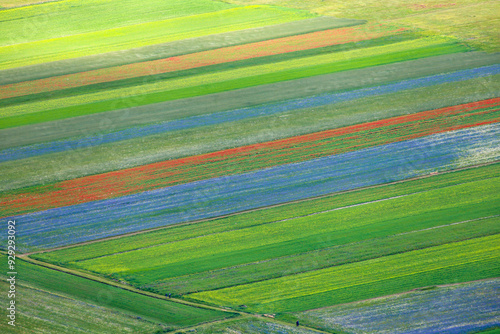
[1,98,499,217]
[6,123,500,251]
[1,0,498,332]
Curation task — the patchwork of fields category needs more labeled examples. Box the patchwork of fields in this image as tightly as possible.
[1,0,499,332]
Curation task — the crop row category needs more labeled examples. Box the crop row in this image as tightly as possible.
[0,0,234,46]
[0,31,410,115]
[147,216,500,295]
[0,280,163,333]
[0,25,403,99]
[34,162,499,264]
[0,35,467,128]
[7,124,500,251]
[2,33,415,108]
[189,234,500,314]
[2,51,496,146]
[1,97,498,217]
[1,74,498,192]
[0,6,315,69]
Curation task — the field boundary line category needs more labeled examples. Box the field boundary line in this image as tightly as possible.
[20,160,500,257]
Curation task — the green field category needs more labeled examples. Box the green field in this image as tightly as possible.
[0,0,234,45]
[145,216,500,295]
[0,34,467,128]
[189,234,500,313]
[0,255,233,330]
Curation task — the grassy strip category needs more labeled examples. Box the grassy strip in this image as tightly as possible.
[0,280,163,333]
[0,255,232,328]
[188,234,500,314]
[0,74,497,191]
[0,36,467,128]
[0,0,235,46]
[0,28,411,104]
[0,6,314,69]
[32,162,500,264]
[145,216,500,295]
[52,177,499,282]
[1,99,498,217]
[2,51,497,149]
[0,16,363,85]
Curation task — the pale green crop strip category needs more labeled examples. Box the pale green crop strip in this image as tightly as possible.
[189,234,500,307]
[0,6,314,69]
[0,35,454,118]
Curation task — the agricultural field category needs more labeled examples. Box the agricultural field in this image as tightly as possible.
[175,317,322,334]
[1,0,498,332]
[188,234,500,313]
[0,0,60,8]
[0,254,233,332]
